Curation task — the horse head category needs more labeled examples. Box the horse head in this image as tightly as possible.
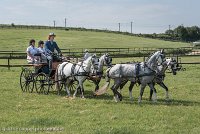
[156,50,166,66]
[90,54,99,70]
[103,53,112,67]
[166,58,177,75]
[146,50,166,71]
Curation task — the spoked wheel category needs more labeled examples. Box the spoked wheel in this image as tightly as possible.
[20,68,34,93]
[35,73,49,95]
[48,79,54,93]
[67,79,78,92]
[55,80,65,95]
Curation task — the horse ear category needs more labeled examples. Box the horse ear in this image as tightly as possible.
[161,49,164,54]
[92,54,96,57]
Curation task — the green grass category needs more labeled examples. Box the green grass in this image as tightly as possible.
[0,29,189,51]
[0,28,199,133]
[0,64,200,134]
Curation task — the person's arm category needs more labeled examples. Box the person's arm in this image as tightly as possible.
[26,48,34,60]
[54,42,61,53]
[44,41,53,54]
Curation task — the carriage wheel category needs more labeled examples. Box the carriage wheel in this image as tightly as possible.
[35,73,49,94]
[67,79,78,92]
[20,68,34,93]
[47,79,54,94]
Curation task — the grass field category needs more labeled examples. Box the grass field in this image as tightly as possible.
[0,64,200,134]
[0,29,199,134]
[0,29,190,51]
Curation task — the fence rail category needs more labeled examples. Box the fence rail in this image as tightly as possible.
[0,47,199,70]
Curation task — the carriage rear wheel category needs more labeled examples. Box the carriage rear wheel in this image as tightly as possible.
[35,73,50,94]
[20,68,34,93]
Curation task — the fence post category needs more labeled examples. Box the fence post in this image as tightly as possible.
[8,58,10,70]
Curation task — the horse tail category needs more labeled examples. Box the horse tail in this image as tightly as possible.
[94,67,111,96]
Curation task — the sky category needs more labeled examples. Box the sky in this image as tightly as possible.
[0,0,200,33]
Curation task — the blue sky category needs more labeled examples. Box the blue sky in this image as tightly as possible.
[0,0,199,33]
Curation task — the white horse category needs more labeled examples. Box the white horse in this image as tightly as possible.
[55,55,99,98]
[98,50,166,103]
[89,53,112,91]
[119,57,177,101]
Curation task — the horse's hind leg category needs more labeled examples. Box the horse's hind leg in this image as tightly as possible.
[129,82,135,102]
[149,83,156,101]
[148,83,157,102]
[94,79,100,92]
[111,80,122,102]
[138,84,146,104]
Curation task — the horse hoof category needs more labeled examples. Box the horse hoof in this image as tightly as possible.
[114,96,119,102]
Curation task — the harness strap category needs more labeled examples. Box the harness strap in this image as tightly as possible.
[71,63,76,76]
[61,62,68,79]
[135,63,140,78]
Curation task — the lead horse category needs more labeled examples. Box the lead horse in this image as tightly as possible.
[97,50,166,103]
[119,57,177,101]
[55,55,99,98]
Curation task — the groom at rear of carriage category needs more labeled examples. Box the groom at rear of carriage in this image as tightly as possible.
[26,32,62,71]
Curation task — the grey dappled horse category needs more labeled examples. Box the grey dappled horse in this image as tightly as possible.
[90,53,112,91]
[55,55,99,98]
[104,50,166,103]
[119,58,177,101]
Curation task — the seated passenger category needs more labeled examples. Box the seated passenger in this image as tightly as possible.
[37,40,47,63]
[26,39,39,63]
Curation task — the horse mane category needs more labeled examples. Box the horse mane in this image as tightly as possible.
[146,51,159,62]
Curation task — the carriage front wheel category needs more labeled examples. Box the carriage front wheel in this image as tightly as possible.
[20,68,34,93]
[35,73,50,94]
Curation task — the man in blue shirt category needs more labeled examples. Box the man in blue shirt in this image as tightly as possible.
[44,32,62,70]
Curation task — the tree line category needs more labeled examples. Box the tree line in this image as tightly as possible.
[165,25,200,42]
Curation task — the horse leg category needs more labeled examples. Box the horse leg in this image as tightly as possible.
[94,79,100,91]
[79,82,85,98]
[111,80,122,102]
[148,83,157,102]
[129,82,135,102]
[73,85,80,98]
[149,82,156,101]
[118,80,128,93]
[138,84,146,104]
[64,83,71,97]
[120,80,128,90]
[158,82,169,100]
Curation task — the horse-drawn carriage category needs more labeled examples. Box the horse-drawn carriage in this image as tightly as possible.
[20,54,73,94]
[19,53,112,96]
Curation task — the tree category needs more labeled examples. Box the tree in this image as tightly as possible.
[174,25,189,41]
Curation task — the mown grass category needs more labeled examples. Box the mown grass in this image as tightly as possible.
[0,64,200,134]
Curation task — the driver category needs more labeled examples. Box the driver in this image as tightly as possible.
[44,32,62,70]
